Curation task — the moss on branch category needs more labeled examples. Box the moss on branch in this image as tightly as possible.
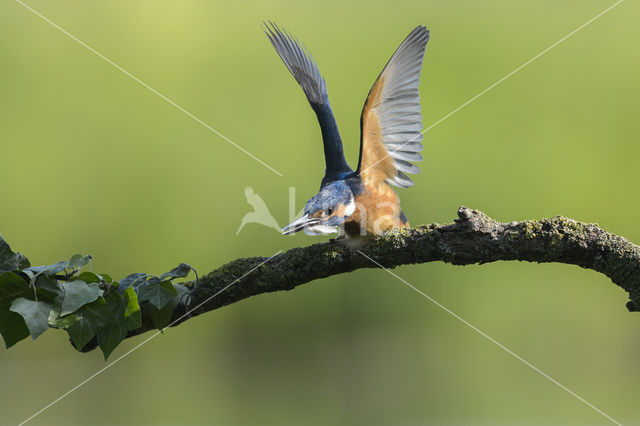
[109,206,640,348]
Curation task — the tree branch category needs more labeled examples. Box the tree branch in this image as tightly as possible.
[113,206,640,347]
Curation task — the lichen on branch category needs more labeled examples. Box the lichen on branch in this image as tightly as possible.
[3,206,639,358]
[169,206,640,332]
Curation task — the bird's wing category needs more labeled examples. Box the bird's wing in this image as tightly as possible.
[356,26,429,189]
[264,22,327,108]
[264,22,352,181]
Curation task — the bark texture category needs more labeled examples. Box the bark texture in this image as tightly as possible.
[121,206,640,344]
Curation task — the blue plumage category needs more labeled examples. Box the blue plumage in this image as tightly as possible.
[267,22,429,237]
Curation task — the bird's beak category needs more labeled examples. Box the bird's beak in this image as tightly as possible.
[281,214,321,235]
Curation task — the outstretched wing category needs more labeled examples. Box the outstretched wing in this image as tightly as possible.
[356,26,429,188]
[264,21,327,107]
[264,22,352,181]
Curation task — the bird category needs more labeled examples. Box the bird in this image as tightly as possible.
[236,186,281,235]
[265,22,430,239]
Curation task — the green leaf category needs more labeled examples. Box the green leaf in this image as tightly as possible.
[62,293,117,351]
[81,297,111,327]
[75,272,101,284]
[147,300,177,329]
[48,293,68,328]
[138,280,178,309]
[103,291,126,320]
[0,236,19,271]
[147,283,189,329]
[117,273,147,293]
[0,234,29,273]
[69,254,92,269]
[9,298,51,340]
[174,283,191,298]
[48,288,80,329]
[0,272,56,341]
[17,252,30,269]
[96,291,128,360]
[65,294,111,351]
[65,295,115,354]
[173,283,192,306]
[48,310,79,329]
[0,309,29,348]
[123,287,141,331]
[67,313,96,351]
[35,275,63,302]
[61,280,101,316]
[36,274,62,293]
[24,261,68,277]
[98,325,126,360]
[0,272,31,308]
[160,263,192,280]
[99,273,113,284]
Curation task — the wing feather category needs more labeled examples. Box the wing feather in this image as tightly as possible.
[357,26,429,189]
[264,21,353,180]
[263,21,327,106]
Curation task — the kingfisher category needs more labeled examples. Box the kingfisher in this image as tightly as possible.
[265,22,430,238]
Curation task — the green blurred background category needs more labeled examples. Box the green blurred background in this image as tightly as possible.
[1,0,639,424]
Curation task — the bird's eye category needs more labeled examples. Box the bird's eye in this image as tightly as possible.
[326,207,333,215]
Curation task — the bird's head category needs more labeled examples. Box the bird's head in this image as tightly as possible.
[282,180,356,235]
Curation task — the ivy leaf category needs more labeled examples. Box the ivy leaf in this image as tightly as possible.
[160,263,192,281]
[0,272,31,308]
[0,309,29,348]
[174,283,191,299]
[117,273,147,293]
[0,237,17,272]
[34,275,64,307]
[49,310,80,329]
[98,326,126,360]
[67,312,96,351]
[123,287,141,331]
[0,235,28,273]
[75,272,101,284]
[61,280,101,316]
[17,253,30,269]
[96,291,128,360]
[138,280,178,309]
[48,289,80,329]
[69,254,92,269]
[99,274,113,285]
[0,272,35,347]
[81,297,111,327]
[9,298,51,340]
[66,296,111,351]
[147,300,177,329]
[24,261,68,277]
[35,275,63,302]
[147,283,190,329]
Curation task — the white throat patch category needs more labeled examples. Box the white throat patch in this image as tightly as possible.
[344,194,356,218]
